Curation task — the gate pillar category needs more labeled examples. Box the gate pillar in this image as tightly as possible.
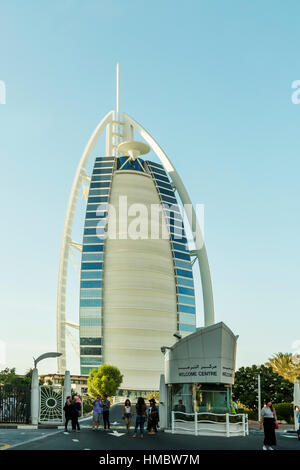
[63,370,71,402]
[31,368,39,425]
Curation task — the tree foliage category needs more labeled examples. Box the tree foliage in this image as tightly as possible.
[87,365,123,398]
[265,352,300,383]
[0,368,18,386]
[0,368,42,389]
[232,364,293,410]
[145,391,159,402]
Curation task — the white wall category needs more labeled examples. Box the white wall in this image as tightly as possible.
[103,170,178,390]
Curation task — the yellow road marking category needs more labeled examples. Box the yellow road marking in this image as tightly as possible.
[0,443,10,450]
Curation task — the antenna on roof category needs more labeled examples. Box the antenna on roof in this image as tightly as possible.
[116,62,120,123]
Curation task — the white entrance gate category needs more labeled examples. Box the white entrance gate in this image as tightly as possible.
[39,386,63,424]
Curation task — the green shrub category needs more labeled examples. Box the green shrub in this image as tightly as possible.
[83,400,93,415]
[240,403,293,423]
[274,403,293,424]
[237,408,247,414]
[245,409,258,420]
[209,407,231,414]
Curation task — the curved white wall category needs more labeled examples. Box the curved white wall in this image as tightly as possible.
[103,170,177,390]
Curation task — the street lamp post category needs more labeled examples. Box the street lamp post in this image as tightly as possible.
[258,374,261,422]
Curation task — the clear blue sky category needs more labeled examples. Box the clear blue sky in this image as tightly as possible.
[0,0,299,375]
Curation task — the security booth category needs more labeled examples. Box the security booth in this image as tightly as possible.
[159,322,247,436]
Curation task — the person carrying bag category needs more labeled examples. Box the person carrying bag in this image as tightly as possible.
[259,399,277,450]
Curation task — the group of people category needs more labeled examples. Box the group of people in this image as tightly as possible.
[90,395,159,437]
[64,393,287,448]
[64,393,159,437]
[63,395,82,432]
[122,397,159,438]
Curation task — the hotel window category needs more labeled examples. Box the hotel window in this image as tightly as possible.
[172,242,188,252]
[91,175,112,182]
[176,277,194,287]
[85,219,106,227]
[81,357,102,365]
[80,347,102,356]
[82,245,104,252]
[81,262,103,269]
[85,212,107,219]
[88,196,109,204]
[176,269,193,279]
[177,286,195,296]
[81,271,102,279]
[79,307,102,317]
[80,337,102,346]
[89,187,110,195]
[178,295,195,306]
[179,313,195,324]
[80,288,102,298]
[80,299,102,308]
[95,157,115,162]
[83,236,104,245]
[80,280,102,289]
[179,324,196,332]
[152,172,170,183]
[158,187,175,197]
[178,304,196,314]
[175,259,192,270]
[90,182,111,188]
[174,251,190,261]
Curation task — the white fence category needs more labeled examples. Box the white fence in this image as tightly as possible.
[171,411,249,437]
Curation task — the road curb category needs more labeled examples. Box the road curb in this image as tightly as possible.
[0,414,92,430]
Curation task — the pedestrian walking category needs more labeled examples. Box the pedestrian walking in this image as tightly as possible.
[63,396,73,432]
[102,395,111,430]
[91,395,103,431]
[133,397,147,439]
[72,396,81,432]
[147,398,159,435]
[259,399,277,450]
[122,399,133,433]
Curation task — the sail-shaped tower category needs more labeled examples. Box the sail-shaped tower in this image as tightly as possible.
[56,64,215,392]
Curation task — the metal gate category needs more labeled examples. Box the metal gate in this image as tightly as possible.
[39,386,63,424]
[0,385,31,424]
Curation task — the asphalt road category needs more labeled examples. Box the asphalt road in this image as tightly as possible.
[1,404,299,451]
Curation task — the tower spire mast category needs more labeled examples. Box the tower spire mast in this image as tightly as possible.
[116,61,120,123]
[116,62,121,155]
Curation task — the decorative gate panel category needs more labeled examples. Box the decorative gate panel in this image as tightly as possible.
[39,386,63,424]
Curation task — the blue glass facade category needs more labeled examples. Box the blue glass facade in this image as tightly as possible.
[146,161,197,335]
[79,156,116,375]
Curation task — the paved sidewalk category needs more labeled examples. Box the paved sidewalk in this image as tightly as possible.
[0,413,92,430]
[248,420,295,432]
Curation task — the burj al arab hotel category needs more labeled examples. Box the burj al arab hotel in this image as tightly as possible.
[56,64,215,392]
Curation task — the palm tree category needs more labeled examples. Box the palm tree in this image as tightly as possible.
[266,353,300,383]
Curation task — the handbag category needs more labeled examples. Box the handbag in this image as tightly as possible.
[274,411,278,429]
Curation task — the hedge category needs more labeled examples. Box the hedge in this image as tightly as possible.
[238,404,294,423]
[274,403,294,424]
